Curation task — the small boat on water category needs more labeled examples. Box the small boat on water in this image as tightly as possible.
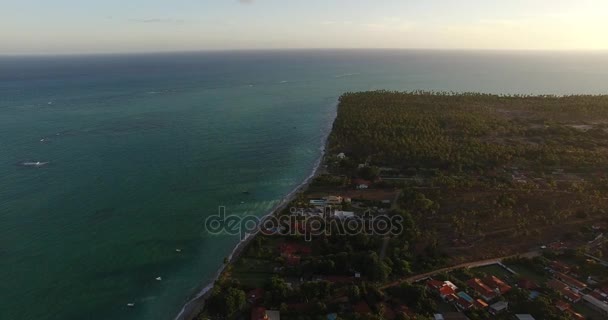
[127,303,135,308]
[242,191,250,194]
[175,249,182,253]
[155,277,162,281]
[18,161,49,167]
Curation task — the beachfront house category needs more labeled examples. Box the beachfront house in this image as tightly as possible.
[324,196,343,205]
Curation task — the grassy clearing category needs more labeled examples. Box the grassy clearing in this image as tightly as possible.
[506,263,548,284]
[472,264,513,279]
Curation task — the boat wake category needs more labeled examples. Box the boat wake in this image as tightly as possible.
[335,73,360,78]
[17,161,50,167]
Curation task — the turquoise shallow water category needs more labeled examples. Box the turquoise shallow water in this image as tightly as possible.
[1,50,608,320]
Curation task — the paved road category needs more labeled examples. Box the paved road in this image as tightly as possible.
[380,250,540,290]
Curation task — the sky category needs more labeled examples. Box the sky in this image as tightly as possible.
[1,0,608,54]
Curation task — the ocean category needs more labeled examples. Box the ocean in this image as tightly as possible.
[1,50,607,320]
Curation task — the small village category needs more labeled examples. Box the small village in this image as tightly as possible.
[197,152,608,320]
[198,91,608,320]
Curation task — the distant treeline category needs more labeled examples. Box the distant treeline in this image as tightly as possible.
[328,91,608,172]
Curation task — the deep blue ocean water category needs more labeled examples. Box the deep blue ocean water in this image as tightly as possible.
[1,50,608,320]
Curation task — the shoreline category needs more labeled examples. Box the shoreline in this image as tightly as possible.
[174,102,337,320]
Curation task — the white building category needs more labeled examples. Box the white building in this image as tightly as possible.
[583,294,608,316]
[334,211,355,219]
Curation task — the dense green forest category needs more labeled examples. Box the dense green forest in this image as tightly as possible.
[328,91,608,261]
[329,91,608,173]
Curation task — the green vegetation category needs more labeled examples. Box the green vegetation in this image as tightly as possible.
[330,91,608,171]
[198,91,608,320]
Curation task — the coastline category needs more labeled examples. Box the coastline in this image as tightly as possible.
[174,102,338,320]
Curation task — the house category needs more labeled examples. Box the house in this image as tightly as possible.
[583,294,608,316]
[426,280,458,301]
[467,278,497,301]
[353,179,371,189]
[266,310,280,320]
[251,307,268,320]
[555,300,571,311]
[489,301,508,315]
[324,196,343,205]
[439,286,456,301]
[514,315,536,320]
[247,288,264,304]
[334,211,355,219]
[566,309,585,320]
[483,276,512,294]
[474,299,488,309]
[547,279,582,303]
[554,272,587,292]
[550,261,572,274]
[309,199,327,206]
[517,278,539,290]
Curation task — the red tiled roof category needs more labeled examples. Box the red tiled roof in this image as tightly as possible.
[467,278,496,299]
[518,278,539,290]
[555,272,587,290]
[556,300,571,311]
[550,261,572,273]
[251,307,268,320]
[483,276,512,294]
[566,309,585,320]
[284,254,301,266]
[474,299,489,309]
[354,301,372,314]
[590,291,604,300]
[439,285,456,297]
[562,288,582,302]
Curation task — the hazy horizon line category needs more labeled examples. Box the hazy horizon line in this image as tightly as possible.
[2,47,608,58]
